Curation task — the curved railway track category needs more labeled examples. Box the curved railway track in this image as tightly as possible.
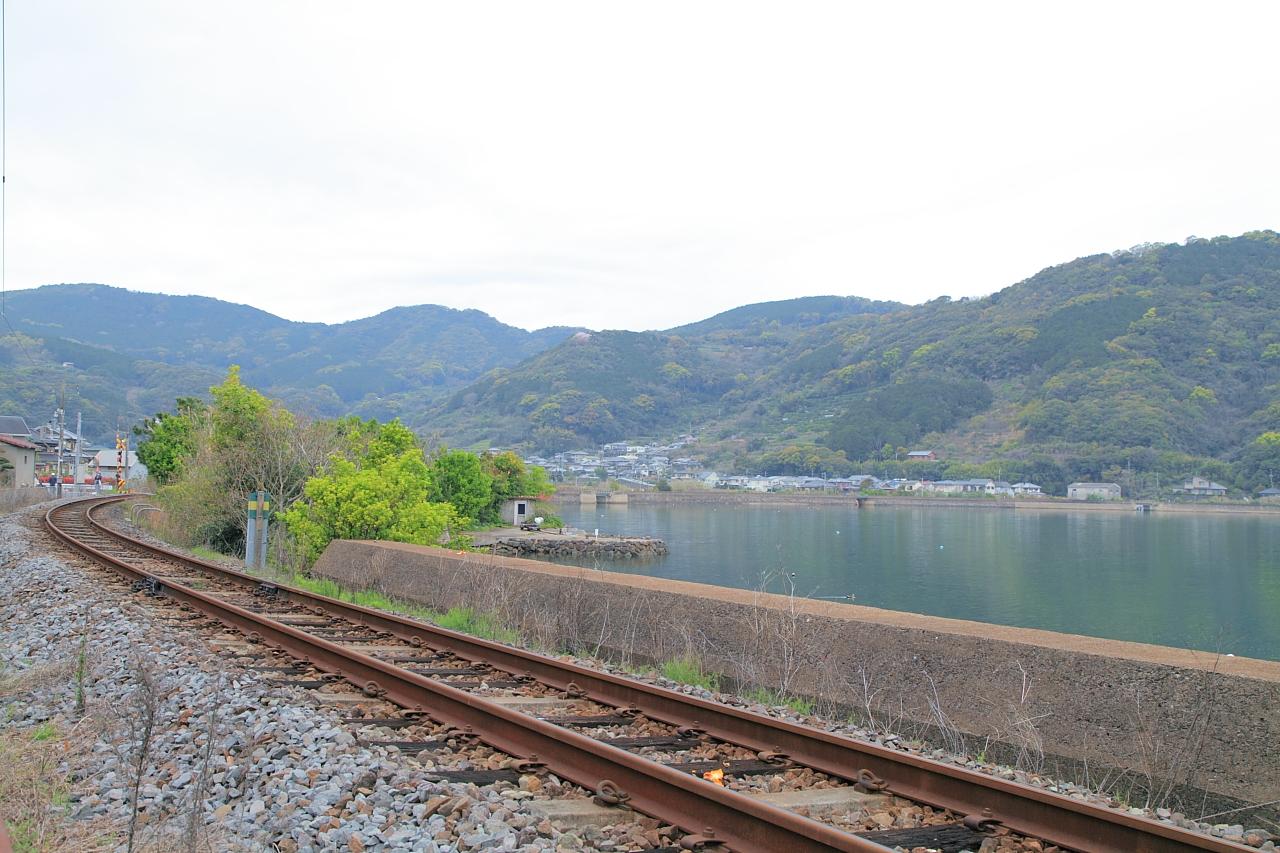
[43,495,1254,853]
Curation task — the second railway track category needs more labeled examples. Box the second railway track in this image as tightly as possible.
[43,495,1256,853]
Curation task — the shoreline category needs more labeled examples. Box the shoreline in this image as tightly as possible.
[556,487,1280,517]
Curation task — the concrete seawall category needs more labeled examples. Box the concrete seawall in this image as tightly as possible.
[313,539,1280,809]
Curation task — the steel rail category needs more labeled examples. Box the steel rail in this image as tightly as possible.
[47,497,890,853]
[61,496,1256,852]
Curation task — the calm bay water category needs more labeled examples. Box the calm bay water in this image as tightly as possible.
[551,502,1280,661]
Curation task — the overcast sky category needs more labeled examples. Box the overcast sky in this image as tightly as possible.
[5,2,1279,331]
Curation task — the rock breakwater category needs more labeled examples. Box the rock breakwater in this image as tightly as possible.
[489,535,668,560]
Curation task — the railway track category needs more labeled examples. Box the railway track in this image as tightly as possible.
[42,495,1255,853]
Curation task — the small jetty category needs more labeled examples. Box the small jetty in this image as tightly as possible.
[472,527,667,560]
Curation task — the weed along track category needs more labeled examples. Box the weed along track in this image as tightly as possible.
[43,496,1256,853]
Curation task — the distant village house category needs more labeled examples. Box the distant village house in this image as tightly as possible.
[1177,476,1228,498]
[0,434,37,488]
[1067,482,1122,501]
[906,450,937,461]
[93,449,147,485]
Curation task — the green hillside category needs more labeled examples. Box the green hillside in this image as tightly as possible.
[432,295,906,450]
[6,231,1280,493]
[668,295,900,336]
[0,284,578,441]
[429,231,1280,491]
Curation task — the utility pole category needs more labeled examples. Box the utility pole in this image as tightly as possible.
[56,393,65,498]
[73,411,82,492]
[55,362,73,497]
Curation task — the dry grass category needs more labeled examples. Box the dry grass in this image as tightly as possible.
[1,658,117,853]
[0,660,76,697]
[0,721,115,852]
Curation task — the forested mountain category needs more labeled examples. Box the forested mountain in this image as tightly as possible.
[0,284,579,440]
[5,231,1280,493]
[430,231,1280,492]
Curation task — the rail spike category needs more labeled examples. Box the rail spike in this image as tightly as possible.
[854,768,889,793]
[591,780,631,808]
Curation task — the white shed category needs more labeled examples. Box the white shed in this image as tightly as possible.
[499,496,538,526]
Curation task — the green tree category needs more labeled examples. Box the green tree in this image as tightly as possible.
[210,365,273,450]
[480,450,554,521]
[1188,385,1218,406]
[427,450,493,521]
[281,449,464,564]
[134,397,206,484]
[1239,432,1280,492]
[155,367,337,554]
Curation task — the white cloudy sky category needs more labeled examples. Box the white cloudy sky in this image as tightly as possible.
[6,2,1279,330]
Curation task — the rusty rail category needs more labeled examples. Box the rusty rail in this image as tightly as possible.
[53,496,1258,853]
[47,497,889,852]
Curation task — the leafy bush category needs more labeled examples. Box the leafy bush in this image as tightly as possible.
[282,441,466,564]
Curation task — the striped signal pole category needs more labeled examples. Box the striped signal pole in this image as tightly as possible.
[115,434,127,493]
[245,490,271,570]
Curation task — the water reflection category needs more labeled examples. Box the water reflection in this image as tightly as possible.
[546,503,1280,660]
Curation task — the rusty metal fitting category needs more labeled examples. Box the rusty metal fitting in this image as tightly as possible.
[963,808,1002,832]
[854,768,889,793]
[675,725,706,738]
[564,681,587,698]
[679,828,727,850]
[512,754,547,774]
[756,749,790,764]
[591,780,632,808]
[441,726,479,743]
[245,631,264,644]
[617,704,641,717]
[362,681,385,697]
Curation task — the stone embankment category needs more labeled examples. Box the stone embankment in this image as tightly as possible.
[488,535,667,560]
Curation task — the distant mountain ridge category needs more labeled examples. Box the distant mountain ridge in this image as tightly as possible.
[427,230,1280,492]
[0,283,582,439]
[5,231,1280,495]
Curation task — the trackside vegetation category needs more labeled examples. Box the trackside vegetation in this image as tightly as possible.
[136,368,553,565]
